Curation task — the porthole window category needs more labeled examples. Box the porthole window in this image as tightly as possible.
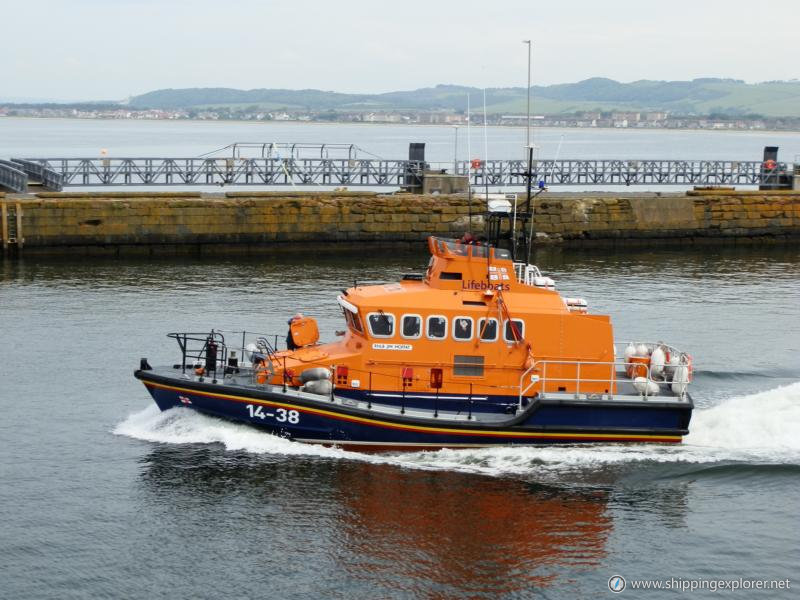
[477,318,498,341]
[453,317,473,341]
[401,314,422,339]
[426,315,447,340]
[504,319,525,342]
[367,312,395,338]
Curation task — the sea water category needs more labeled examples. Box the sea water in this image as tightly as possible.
[2,245,798,598]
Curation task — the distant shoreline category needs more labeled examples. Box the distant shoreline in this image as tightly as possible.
[2,114,799,135]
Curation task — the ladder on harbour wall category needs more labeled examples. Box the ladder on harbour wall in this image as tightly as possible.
[1,202,24,255]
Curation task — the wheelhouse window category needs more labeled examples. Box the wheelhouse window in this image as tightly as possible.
[453,317,473,341]
[470,245,489,258]
[367,312,395,338]
[345,310,364,334]
[478,318,498,341]
[426,315,447,340]
[504,319,525,342]
[401,314,422,339]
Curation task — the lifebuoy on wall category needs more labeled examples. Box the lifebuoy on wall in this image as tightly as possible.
[763,159,777,171]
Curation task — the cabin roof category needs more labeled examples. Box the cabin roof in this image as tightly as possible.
[345,280,569,314]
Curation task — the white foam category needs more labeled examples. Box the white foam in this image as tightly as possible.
[114,382,800,478]
[684,381,800,458]
[113,404,348,459]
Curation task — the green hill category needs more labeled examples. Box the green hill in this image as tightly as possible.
[127,78,800,117]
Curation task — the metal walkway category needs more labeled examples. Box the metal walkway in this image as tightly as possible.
[0,160,29,193]
[2,156,792,189]
[0,159,63,192]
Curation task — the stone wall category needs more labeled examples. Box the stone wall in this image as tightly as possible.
[2,190,799,256]
[534,190,800,244]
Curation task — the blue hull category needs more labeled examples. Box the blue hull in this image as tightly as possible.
[135,370,692,449]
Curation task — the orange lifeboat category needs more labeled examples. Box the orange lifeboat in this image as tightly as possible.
[136,195,694,449]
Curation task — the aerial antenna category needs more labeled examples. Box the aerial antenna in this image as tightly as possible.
[466,93,472,232]
[523,39,532,154]
[483,87,489,203]
[525,134,563,265]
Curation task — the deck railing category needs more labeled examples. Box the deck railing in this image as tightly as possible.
[519,358,691,408]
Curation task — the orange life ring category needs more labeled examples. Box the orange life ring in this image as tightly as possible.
[470,158,483,170]
[764,159,777,171]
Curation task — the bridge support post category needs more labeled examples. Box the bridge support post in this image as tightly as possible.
[1,201,7,255]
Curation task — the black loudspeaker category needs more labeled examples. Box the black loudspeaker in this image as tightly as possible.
[409,143,426,162]
[763,146,778,162]
[406,143,427,190]
[760,146,782,190]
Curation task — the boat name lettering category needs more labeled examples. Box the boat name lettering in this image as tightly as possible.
[462,280,510,291]
[372,343,413,351]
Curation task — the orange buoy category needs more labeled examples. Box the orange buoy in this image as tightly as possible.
[764,159,777,171]
[626,355,650,379]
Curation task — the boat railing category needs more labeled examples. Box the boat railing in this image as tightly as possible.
[513,262,542,284]
[168,329,287,378]
[429,236,512,260]
[518,358,689,408]
[613,340,687,361]
[222,329,284,363]
[513,262,556,290]
[168,331,228,377]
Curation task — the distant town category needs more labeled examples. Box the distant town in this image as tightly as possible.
[3,104,799,131]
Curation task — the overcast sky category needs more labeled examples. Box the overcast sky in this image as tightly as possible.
[2,0,798,101]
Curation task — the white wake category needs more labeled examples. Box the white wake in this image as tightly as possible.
[114,381,800,477]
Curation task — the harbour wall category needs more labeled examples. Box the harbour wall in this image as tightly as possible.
[2,190,799,256]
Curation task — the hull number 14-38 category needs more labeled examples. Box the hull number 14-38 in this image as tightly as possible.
[246,404,300,424]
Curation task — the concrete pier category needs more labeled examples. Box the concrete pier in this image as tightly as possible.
[1,190,799,257]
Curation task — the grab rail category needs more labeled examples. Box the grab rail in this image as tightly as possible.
[535,360,627,401]
[518,358,691,408]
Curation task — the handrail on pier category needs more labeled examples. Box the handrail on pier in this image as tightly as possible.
[14,157,792,188]
[0,160,28,193]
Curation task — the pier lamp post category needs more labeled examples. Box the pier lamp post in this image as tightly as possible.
[523,39,532,155]
[453,125,459,174]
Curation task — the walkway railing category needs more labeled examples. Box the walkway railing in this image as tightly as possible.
[15,157,792,188]
[10,159,63,191]
[0,160,27,193]
[23,157,426,187]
